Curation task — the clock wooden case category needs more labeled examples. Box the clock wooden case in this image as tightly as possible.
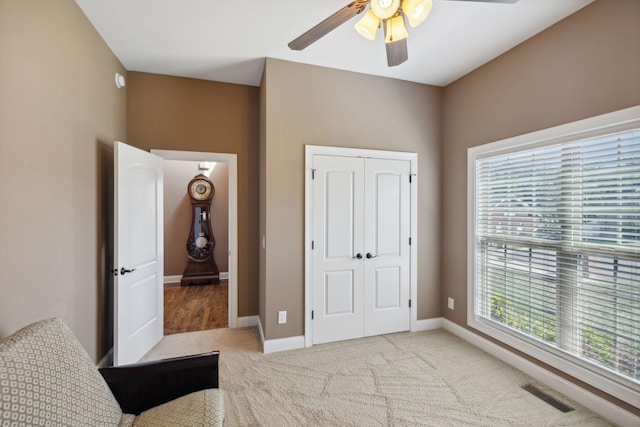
[181,174,220,286]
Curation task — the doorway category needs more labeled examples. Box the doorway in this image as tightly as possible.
[152,149,239,330]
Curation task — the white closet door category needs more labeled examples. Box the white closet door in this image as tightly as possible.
[311,155,365,344]
[363,158,411,336]
[311,153,412,345]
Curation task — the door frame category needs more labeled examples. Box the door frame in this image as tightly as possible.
[151,149,239,328]
[304,145,418,347]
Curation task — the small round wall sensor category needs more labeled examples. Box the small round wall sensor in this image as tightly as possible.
[115,73,126,88]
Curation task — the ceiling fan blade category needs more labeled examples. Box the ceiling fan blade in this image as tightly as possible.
[288,0,370,51]
[385,38,408,67]
[445,0,519,3]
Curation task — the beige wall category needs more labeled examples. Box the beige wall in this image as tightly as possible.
[163,161,229,276]
[209,163,229,273]
[442,0,640,326]
[127,72,259,317]
[0,0,127,361]
[441,0,640,414]
[261,59,443,340]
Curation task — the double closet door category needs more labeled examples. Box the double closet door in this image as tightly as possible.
[311,154,411,345]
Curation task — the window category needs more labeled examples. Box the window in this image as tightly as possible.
[468,107,640,406]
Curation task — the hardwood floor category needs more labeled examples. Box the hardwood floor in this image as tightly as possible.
[164,279,228,335]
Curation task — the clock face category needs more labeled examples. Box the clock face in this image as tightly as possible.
[189,179,212,201]
[195,236,208,248]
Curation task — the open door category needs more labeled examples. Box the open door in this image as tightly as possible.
[114,141,164,365]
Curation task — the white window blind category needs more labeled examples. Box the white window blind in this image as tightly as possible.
[469,114,640,405]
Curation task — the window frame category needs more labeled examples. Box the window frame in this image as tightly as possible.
[467,106,640,407]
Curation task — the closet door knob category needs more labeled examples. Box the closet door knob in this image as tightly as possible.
[366,253,378,259]
[353,253,362,259]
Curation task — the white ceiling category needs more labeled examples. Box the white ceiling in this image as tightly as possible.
[74,0,594,88]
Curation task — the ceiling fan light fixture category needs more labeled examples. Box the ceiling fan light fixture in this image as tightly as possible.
[371,0,400,20]
[402,0,433,28]
[384,14,408,43]
[354,9,380,40]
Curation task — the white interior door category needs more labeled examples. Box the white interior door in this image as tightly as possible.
[364,158,411,336]
[311,154,411,345]
[114,141,164,365]
[312,155,365,344]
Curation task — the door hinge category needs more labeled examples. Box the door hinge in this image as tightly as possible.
[409,237,412,246]
[311,168,316,179]
[311,310,314,320]
[409,173,416,183]
[409,299,412,308]
[311,240,315,250]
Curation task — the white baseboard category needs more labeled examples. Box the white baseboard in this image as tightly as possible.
[412,317,443,331]
[237,315,260,328]
[164,272,229,284]
[164,275,182,284]
[257,316,439,354]
[254,316,304,353]
[441,319,639,427]
[263,335,305,354]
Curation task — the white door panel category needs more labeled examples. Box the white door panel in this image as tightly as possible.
[115,142,164,366]
[364,158,411,337]
[128,274,159,331]
[374,267,401,310]
[128,168,159,265]
[325,169,356,259]
[312,155,364,344]
[373,173,402,256]
[325,270,355,315]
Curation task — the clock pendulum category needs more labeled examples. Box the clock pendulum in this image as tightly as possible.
[181,174,220,286]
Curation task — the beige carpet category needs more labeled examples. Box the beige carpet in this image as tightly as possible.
[142,327,613,426]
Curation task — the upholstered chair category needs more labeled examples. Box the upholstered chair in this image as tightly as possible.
[0,318,224,426]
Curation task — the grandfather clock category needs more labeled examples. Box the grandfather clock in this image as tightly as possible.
[181,174,220,286]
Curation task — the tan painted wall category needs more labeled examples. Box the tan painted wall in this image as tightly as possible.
[0,0,127,361]
[209,163,229,273]
[442,0,640,326]
[163,161,229,277]
[126,72,259,317]
[441,0,640,414]
[262,59,443,340]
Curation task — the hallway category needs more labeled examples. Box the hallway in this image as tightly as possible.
[164,280,228,335]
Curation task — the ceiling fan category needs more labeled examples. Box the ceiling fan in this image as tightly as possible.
[288,0,519,67]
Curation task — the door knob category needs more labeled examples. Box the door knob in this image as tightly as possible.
[366,253,378,259]
[353,253,362,259]
[120,267,136,275]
